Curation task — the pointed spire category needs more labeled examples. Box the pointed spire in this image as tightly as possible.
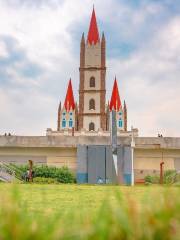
[57,101,61,131]
[58,101,61,113]
[101,31,106,67]
[81,32,85,45]
[64,79,75,112]
[102,32,105,42]
[87,7,100,45]
[124,100,127,109]
[109,77,122,111]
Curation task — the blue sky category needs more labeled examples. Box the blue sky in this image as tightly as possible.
[0,0,180,136]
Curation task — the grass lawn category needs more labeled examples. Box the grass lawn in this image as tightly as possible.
[0,184,171,215]
[0,184,149,214]
[0,183,180,239]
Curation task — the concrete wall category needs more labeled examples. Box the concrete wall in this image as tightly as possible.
[1,136,180,183]
[0,147,77,172]
[0,135,132,148]
[134,148,180,180]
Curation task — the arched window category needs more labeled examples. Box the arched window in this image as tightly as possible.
[118,119,123,128]
[69,118,73,128]
[89,99,95,110]
[89,122,95,131]
[62,118,66,128]
[90,76,95,87]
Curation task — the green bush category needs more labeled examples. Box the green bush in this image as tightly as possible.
[9,164,76,184]
[56,167,76,183]
[163,170,177,184]
[145,170,180,185]
[145,174,160,184]
[33,177,58,184]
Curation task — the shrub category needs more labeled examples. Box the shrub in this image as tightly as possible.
[145,175,160,184]
[145,170,180,185]
[163,170,177,184]
[56,167,76,183]
[9,164,76,184]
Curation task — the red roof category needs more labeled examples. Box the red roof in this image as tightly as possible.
[64,79,75,112]
[109,78,122,111]
[87,7,100,45]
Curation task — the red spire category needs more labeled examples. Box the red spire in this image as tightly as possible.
[109,77,122,111]
[64,79,75,112]
[87,7,100,45]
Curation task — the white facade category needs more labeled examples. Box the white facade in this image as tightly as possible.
[83,42,102,131]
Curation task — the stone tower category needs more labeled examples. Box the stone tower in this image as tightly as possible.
[78,7,106,131]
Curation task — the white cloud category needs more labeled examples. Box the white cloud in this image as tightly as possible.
[0,40,9,57]
[108,16,180,136]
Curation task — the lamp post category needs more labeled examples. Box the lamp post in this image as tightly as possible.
[131,126,135,186]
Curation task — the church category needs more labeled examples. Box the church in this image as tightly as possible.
[0,8,180,184]
[49,7,129,137]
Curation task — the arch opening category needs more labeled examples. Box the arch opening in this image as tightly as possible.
[89,122,95,131]
[90,76,95,87]
[89,99,95,110]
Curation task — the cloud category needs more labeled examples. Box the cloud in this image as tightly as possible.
[0,40,9,58]
[108,16,180,136]
[0,0,179,136]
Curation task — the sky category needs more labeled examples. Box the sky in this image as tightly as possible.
[0,0,180,137]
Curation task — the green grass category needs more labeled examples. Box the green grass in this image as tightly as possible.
[0,184,180,239]
[0,184,157,214]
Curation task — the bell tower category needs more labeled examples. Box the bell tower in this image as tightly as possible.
[78,7,106,131]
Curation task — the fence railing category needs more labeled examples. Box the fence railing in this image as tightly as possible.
[0,162,22,182]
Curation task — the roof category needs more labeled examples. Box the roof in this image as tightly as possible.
[87,7,100,45]
[64,79,75,111]
[109,77,122,111]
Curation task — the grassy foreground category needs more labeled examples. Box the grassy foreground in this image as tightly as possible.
[0,184,180,239]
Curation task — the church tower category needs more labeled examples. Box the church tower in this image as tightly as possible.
[57,79,76,130]
[109,77,127,131]
[78,7,106,131]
